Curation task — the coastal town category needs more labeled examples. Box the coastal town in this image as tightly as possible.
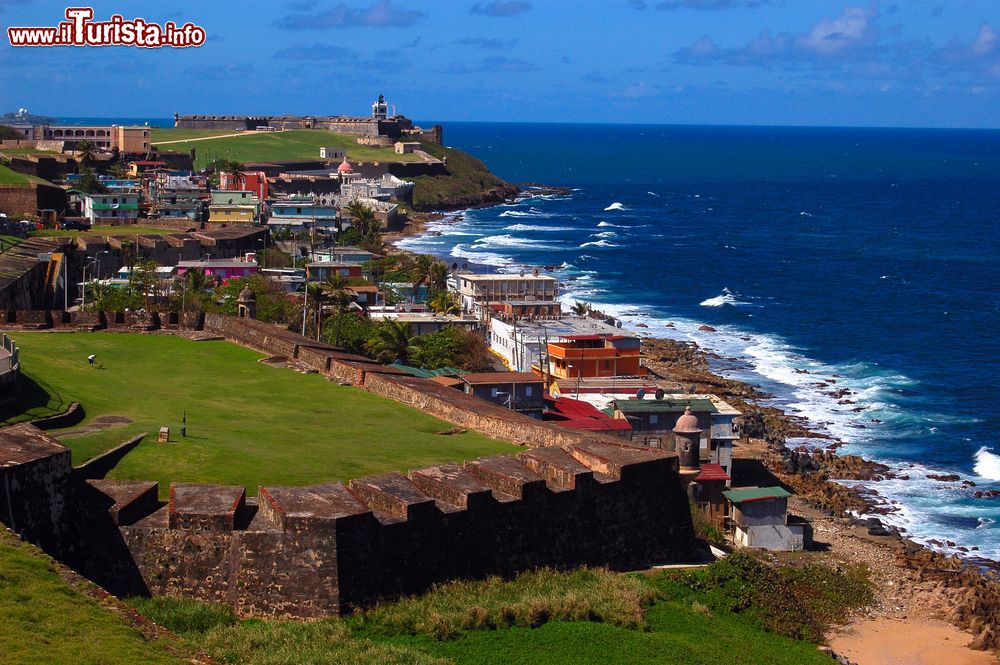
[0,97,998,665]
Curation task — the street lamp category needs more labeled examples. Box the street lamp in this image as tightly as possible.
[257,238,266,270]
[81,258,97,310]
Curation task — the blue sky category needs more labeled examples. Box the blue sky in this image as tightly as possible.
[1,0,998,127]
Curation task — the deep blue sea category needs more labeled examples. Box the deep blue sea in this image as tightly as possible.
[398,122,1000,560]
[68,116,1000,559]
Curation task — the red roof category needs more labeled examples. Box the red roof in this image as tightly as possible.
[694,463,731,483]
[544,396,632,432]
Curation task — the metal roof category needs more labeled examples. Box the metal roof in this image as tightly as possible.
[723,487,792,503]
[614,397,718,413]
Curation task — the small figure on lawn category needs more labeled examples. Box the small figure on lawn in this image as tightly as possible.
[87,354,96,368]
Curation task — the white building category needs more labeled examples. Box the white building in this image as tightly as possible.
[339,173,414,202]
[451,271,559,318]
[488,316,626,373]
[82,191,140,224]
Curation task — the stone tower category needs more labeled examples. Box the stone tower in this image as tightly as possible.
[237,287,256,319]
[372,93,388,120]
[672,406,702,472]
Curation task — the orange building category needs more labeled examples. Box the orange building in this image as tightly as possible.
[545,334,643,380]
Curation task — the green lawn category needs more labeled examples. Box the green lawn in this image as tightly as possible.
[1,333,513,495]
[151,128,423,169]
[30,226,180,238]
[0,163,30,184]
[0,529,188,665]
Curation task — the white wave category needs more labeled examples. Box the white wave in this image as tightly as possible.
[502,224,575,232]
[449,245,513,267]
[499,209,552,218]
[579,239,621,248]
[591,231,617,239]
[699,288,749,308]
[474,234,557,249]
[647,191,660,197]
[603,202,628,211]
[597,221,624,228]
[975,447,1000,481]
[800,211,815,217]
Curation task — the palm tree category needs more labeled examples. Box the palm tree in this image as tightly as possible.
[428,291,460,316]
[571,301,590,316]
[323,272,352,313]
[367,320,417,365]
[410,254,436,289]
[306,282,327,340]
[346,200,378,237]
[224,159,245,188]
[175,268,215,312]
[76,139,95,167]
[428,260,449,294]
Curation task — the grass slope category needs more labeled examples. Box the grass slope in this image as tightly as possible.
[130,565,845,665]
[409,141,508,210]
[0,528,187,665]
[0,333,512,494]
[0,163,30,185]
[151,128,421,169]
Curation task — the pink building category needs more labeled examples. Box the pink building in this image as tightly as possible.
[177,259,257,282]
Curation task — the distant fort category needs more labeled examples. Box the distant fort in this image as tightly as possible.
[174,94,442,145]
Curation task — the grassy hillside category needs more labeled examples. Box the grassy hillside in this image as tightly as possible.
[0,163,30,185]
[0,333,513,495]
[151,128,422,169]
[409,141,514,210]
[0,528,188,665]
[128,558,863,665]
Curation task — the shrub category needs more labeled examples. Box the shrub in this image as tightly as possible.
[668,551,872,642]
[355,567,659,640]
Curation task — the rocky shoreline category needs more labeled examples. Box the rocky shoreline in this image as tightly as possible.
[641,335,1000,653]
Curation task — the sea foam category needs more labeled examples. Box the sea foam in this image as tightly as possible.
[975,447,1000,481]
[603,202,628,211]
[699,288,748,307]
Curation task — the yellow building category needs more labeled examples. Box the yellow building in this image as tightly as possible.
[208,190,258,224]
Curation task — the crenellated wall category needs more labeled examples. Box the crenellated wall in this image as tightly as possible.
[108,441,694,617]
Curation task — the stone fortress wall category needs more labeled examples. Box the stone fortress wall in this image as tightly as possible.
[0,315,697,617]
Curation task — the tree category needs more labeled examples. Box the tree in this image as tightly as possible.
[212,274,295,323]
[428,291,460,316]
[344,199,382,252]
[427,260,449,294]
[366,319,418,365]
[410,254,436,289]
[306,282,327,340]
[410,326,493,371]
[0,125,24,140]
[321,312,373,354]
[571,301,591,316]
[75,167,108,194]
[174,268,215,312]
[76,139,95,166]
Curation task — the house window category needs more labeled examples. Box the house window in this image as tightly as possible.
[525,386,533,397]
[650,414,659,424]
[490,388,499,397]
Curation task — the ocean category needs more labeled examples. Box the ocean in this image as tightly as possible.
[396,122,1000,560]
[66,115,1000,558]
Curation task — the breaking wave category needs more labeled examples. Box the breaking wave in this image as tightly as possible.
[699,288,749,308]
[604,202,628,211]
[579,239,621,248]
[503,224,575,232]
[975,447,1000,481]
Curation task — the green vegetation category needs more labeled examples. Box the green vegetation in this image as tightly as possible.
[409,141,508,210]
[150,128,422,169]
[671,551,873,642]
[0,528,187,665]
[0,333,512,492]
[0,162,30,185]
[127,557,867,665]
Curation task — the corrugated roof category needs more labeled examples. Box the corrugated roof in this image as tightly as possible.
[615,397,718,413]
[462,372,543,385]
[723,486,791,503]
[694,463,731,482]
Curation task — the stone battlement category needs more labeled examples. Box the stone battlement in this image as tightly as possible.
[86,441,694,617]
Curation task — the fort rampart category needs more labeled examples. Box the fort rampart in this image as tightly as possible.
[0,422,696,618]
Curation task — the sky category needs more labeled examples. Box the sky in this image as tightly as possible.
[0,0,999,128]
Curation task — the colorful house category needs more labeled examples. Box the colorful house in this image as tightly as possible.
[542,396,632,438]
[177,258,257,282]
[209,190,258,224]
[546,334,642,381]
[82,192,140,224]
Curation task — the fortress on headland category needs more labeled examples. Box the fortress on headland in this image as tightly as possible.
[174,94,443,145]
